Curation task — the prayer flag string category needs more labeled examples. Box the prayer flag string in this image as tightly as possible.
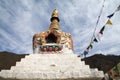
[78,5,120,58]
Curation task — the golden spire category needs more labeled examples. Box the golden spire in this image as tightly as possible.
[52,9,59,18]
[49,9,60,30]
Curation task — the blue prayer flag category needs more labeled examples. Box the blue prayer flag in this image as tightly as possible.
[84,50,88,55]
[107,13,114,19]
[93,38,98,42]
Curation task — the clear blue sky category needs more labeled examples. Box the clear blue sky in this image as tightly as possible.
[0,0,120,56]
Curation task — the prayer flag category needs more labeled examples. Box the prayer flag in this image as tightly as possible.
[77,53,84,57]
[116,5,120,12]
[113,65,119,74]
[93,37,98,42]
[87,46,90,51]
[107,13,114,19]
[90,41,94,45]
[106,19,112,25]
[99,26,105,34]
[99,30,103,35]
[89,44,93,49]
[84,50,88,56]
[101,26,105,31]
[77,55,80,57]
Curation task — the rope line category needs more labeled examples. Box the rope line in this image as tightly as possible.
[91,0,106,41]
[78,0,106,58]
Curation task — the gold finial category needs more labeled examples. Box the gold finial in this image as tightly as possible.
[49,9,60,30]
[52,9,59,18]
[50,9,60,22]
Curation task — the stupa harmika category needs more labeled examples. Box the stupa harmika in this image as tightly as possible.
[0,9,104,80]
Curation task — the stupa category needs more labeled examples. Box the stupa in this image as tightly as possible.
[33,9,73,54]
[0,9,104,80]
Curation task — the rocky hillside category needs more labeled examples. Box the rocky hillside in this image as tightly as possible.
[0,51,26,71]
[82,54,120,73]
[0,51,120,73]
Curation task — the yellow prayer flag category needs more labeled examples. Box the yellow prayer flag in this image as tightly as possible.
[106,19,112,25]
[90,41,94,45]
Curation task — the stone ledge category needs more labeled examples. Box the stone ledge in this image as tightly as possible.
[0,77,103,80]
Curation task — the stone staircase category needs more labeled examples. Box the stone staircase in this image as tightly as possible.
[0,52,104,80]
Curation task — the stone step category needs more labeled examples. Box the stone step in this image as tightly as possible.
[16,58,81,62]
[21,56,79,61]
[22,56,79,63]
[27,53,74,56]
[15,58,85,66]
[21,54,80,59]
[91,68,98,71]
[18,59,83,65]
[25,54,79,58]
[0,70,93,79]
[12,67,87,72]
[0,67,103,80]
[90,69,104,77]
[24,56,77,60]
[10,63,90,70]
[25,53,76,58]
[15,64,83,67]
[10,65,90,72]
[20,58,78,63]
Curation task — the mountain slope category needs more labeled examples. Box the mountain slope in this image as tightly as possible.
[0,51,26,71]
[82,54,120,73]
